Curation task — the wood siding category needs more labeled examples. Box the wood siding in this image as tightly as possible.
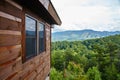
[0,1,51,80]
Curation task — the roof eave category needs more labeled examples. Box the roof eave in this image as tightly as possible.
[13,0,61,25]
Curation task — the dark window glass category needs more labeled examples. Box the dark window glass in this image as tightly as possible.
[39,23,45,52]
[25,16,36,58]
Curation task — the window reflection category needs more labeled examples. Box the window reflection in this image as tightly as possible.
[39,23,45,52]
[25,16,36,58]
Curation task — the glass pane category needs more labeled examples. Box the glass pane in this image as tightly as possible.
[39,23,45,52]
[25,16,36,58]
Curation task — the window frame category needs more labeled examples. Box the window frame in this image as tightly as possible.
[24,14,46,61]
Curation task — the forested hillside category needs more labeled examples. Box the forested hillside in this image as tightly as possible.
[50,35,120,80]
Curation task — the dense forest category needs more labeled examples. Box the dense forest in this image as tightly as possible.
[50,35,120,80]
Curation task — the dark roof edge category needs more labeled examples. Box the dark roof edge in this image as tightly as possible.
[49,0,62,25]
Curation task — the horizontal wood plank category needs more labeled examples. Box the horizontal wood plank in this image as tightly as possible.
[0,30,21,35]
[37,70,44,80]
[0,17,21,31]
[24,71,37,80]
[6,72,18,80]
[0,45,21,65]
[0,0,22,18]
[0,34,21,46]
[5,0,22,10]
[0,45,21,58]
[0,57,21,71]
[0,65,13,80]
[0,11,21,22]
[0,57,22,80]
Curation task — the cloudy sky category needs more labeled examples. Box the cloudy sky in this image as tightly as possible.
[51,0,120,32]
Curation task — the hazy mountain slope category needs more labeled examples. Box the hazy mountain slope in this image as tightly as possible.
[52,29,120,41]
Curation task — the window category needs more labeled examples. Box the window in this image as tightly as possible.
[25,15,46,59]
[39,23,45,52]
[25,16,37,59]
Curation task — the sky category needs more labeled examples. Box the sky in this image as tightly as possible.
[51,0,120,32]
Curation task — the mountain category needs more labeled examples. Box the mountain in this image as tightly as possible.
[52,29,120,41]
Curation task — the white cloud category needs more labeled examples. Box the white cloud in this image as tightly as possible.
[51,0,120,32]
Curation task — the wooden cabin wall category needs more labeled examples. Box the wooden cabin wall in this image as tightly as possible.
[0,1,51,80]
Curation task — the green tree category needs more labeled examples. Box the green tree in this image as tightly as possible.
[66,62,87,80]
[87,67,101,80]
[104,63,118,80]
[51,50,65,71]
[50,68,63,80]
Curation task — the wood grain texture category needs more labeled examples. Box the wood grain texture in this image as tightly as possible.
[0,11,22,22]
[0,45,21,65]
[24,71,37,80]
[0,0,22,18]
[0,57,22,80]
[0,30,21,35]
[0,17,21,31]
[5,0,22,10]
[0,34,21,46]
[0,65,13,80]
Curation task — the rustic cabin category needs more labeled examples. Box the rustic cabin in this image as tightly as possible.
[0,0,61,80]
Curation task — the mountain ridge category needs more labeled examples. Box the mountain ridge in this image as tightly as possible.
[52,29,120,41]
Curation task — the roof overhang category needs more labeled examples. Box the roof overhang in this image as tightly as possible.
[13,0,61,25]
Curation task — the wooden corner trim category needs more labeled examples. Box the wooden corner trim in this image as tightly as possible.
[0,11,22,22]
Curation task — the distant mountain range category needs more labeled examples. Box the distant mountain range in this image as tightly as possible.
[52,29,120,41]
